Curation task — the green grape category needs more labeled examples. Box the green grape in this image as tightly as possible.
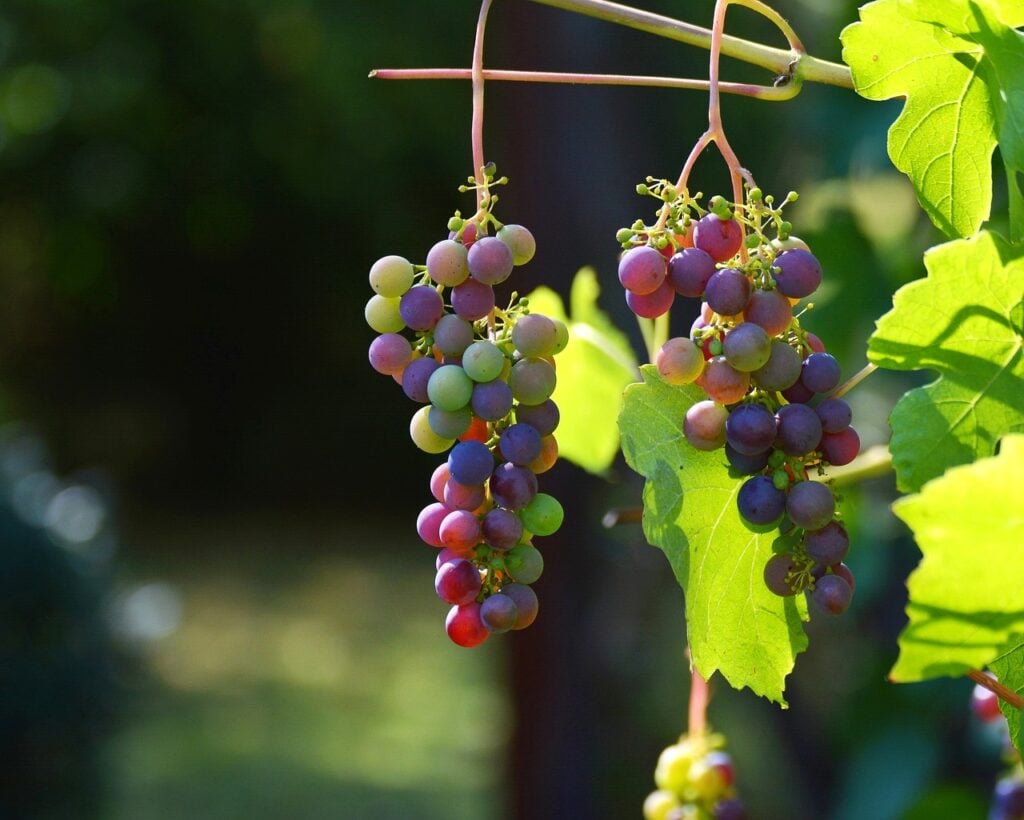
[552,319,570,354]
[520,493,563,536]
[369,254,415,297]
[365,294,405,333]
[410,406,455,453]
[509,358,557,405]
[497,223,537,265]
[427,365,474,411]
[428,405,473,439]
[643,790,681,820]
[462,340,506,383]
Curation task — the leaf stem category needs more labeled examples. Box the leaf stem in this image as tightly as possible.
[369,68,799,100]
[830,362,878,399]
[688,664,710,735]
[523,0,852,88]
[968,668,1024,710]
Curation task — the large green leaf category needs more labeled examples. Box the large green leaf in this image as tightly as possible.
[990,636,1024,756]
[524,268,638,474]
[890,434,1024,682]
[868,230,1024,493]
[841,0,1024,238]
[618,366,809,705]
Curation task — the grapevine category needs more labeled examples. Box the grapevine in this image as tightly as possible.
[367,0,1024,814]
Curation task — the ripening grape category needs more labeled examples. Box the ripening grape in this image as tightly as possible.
[365,294,406,333]
[515,399,560,436]
[713,798,747,820]
[725,403,776,456]
[751,340,802,392]
[627,279,676,318]
[619,245,668,295]
[439,509,483,551]
[451,278,496,321]
[499,423,542,466]
[417,502,449,548]
[480,593,518,633]
[971,679,1003,723]
[820,427,860,466]
[433,314,475,356]
[743,288,792,336]
[763,553,798,596]
[368,333,413,375]
[471,379,514,421]
[816,397,852,433]
[512,313,559,358]
[684,400,728,451]
[402,358,441,403]
[509,358,557,405]
[462,340,506,382]
[445,602,490,647]
[430,463,451,503]
[505,544,544,584]
[528,435,559,474]
[490,462,538,509]
[427,364,474,411]
[428,405,473,439]
[400,285,445,331]
[693,213,743,262]
[482,507,523,550]
[426,239,470,286]
[801,352,841,393]
[771,249,822,298]
[775,403,823,457]
[656,337,705,385]
[722,323,771,372]
[468,236,514,285]
[521,493,563,536]
[410,406,456,454]
[502,583,539,629]
[435,558,482,605]
[699,357,750,405]
[369,254,415,297]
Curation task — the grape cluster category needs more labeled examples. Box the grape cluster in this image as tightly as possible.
[366,172,566,647]
[644,733,745,820]
[617,186,860,616]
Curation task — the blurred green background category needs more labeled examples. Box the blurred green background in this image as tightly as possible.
[0,1,1013,818]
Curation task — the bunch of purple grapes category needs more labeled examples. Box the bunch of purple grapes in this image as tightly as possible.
[617,189,861,616]
[366,201,567,647]
[644,733,746,820]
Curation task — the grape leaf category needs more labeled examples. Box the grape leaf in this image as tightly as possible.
[618,366,809,705]
[868,230,1024,493]
[890,434,1024,682]
[841,0,1024,238]
[990,636,1024,756]
[524,268,638,474]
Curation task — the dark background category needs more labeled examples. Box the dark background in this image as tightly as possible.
[0,1,1012,818]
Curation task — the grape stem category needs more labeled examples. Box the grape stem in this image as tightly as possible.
[370,68,800,101]
[523,0,851,88]
[471,0,494,212]
[967,669,1024,710]
[688,663,710,735]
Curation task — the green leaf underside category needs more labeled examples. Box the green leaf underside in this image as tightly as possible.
[990,636,1024,756]
[619,366,809,706]
[524,268,638,474]
[868,230,1024,493]
[841,0,1024,239]
[890,434,1024,682]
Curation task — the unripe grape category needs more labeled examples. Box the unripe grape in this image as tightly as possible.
[426,239,470,286]
[369,254,415,296]
[722,323,771,372]
[502,583,539,629]
[505,544,544,584]
[684,400,728,451]
[497,223,536,265]
[433,314,474,357]
[428,405,472,439]
[743,288,793,336]
[528,435,559,474]
[551,319,570,354]
[643,790,681,820]
[656,337,705,385]
[521,493,563,536]
[462,340,506,383]
[752,340,802,392]
[512,313,559,358]
[698,357,750,405]
[510,358,557,405]
[427,364,474,411]
[365,294,406,333]
[410,406,455,454]
[654,740,697,792]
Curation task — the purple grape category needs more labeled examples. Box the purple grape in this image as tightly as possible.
[816,397,852,433]
[499,423,542,465]
[368,333,413,375]
[452,278,496,321]
[515,399,560,437]
[489,462,538,509]
[426,239,470,287]
[433,314,474,356]
[468,236,514,285]
[725,443,770,475]
[618,245,667,295]
[443,478,485,512]
[699,357,750,405]
[743,287,792,336]
[772,249,822,298]
[501,583,539,629]
[801,352,841,393]
[472,380,514,421]
[722,322,771,372]
[820,427,860,466]
[737,475,786,525]
[804,520,849,565]
[439,509,483,551]
[726,403,776,456]
[811,573,852,615]
[435,559,482,605]
[704,268,751,316]
[832,563,856,594]
[446,601,489,647]
[714,798,747,820]
[416,502,449,547]
[482,507,524,550]
[991,777,1024,819]
[786,481,835,530]
[781,379,814,404]
[399,285,444,331]
[480,593,518,632]
[764,553,798,596]
[693,213,743,262]
[509,358,556,405]
[448,440,495,486]
[626,279,675,318]
[668,247,717,297]
[752,340,802,392]
[402,357,441,403]
[775,403,823,456]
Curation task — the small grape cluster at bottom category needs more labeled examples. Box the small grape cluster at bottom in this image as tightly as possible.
[644,733,745,820]
[366,209,566,646]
